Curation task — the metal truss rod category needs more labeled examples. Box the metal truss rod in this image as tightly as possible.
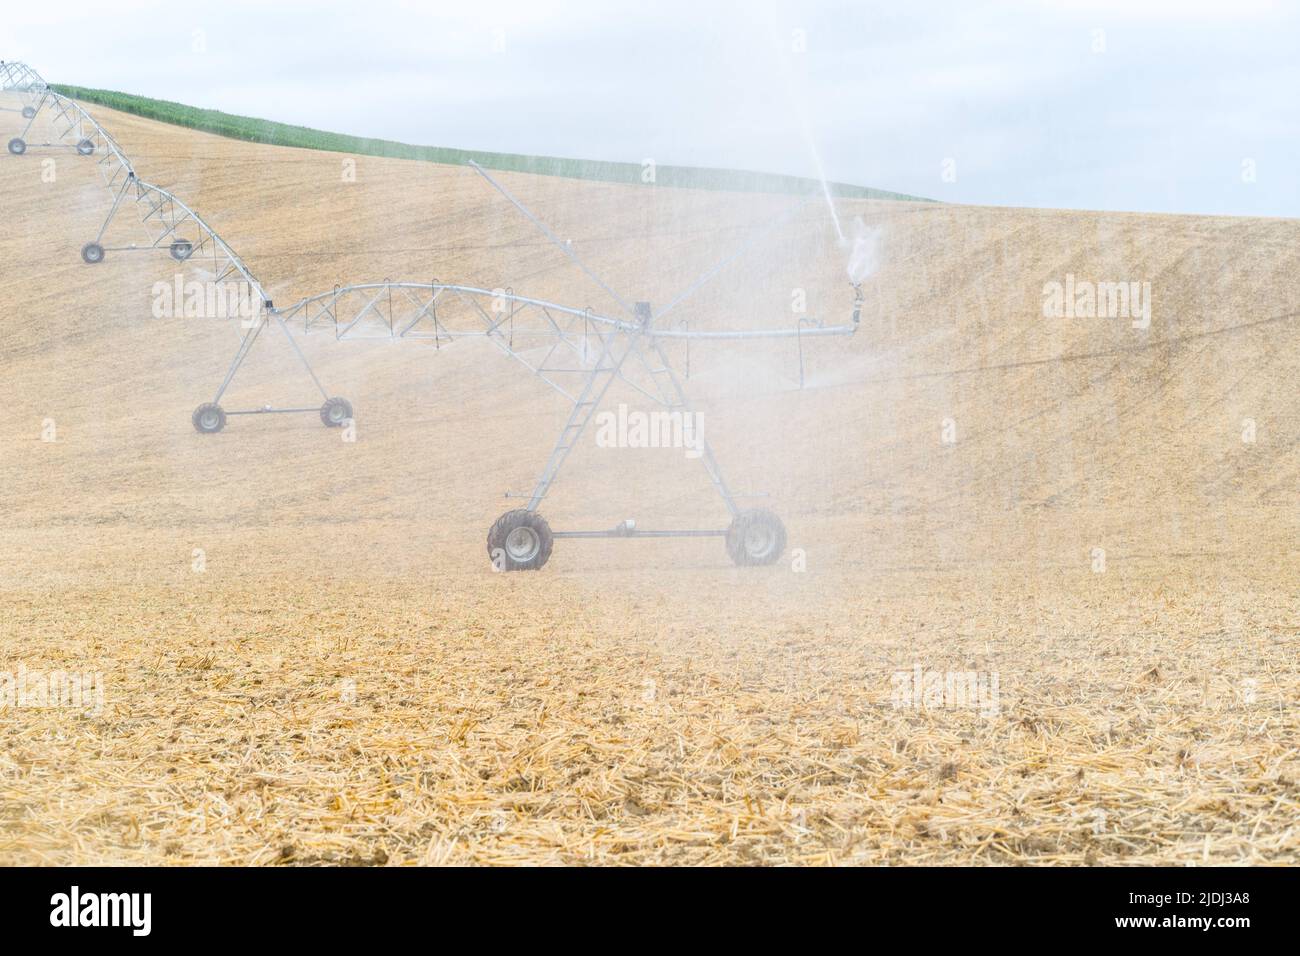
[644,334,740,516]
[213,316,267,403]
[271,310,330,402]
[651,201,808,323]
[552,527,728,539]
[469,160,637,319]
[525,313,651,511]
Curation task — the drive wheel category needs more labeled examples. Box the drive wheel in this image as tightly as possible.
[487,509,554,571]
[192,403,226,434]
[21,106,36,119]
[81,242,104,264]
[169,239,193,261]
[320,397,352,427]
[725,508,787,566]
[76,138,95,156]
[8,137,26,155]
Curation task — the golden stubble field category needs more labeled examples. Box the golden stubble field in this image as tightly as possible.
[0,95,1296,864]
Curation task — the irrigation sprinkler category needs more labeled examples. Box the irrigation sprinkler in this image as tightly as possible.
[464,161,861,569]
[3,61,865,570]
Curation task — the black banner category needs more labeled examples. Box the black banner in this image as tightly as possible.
[0,866,1279,941]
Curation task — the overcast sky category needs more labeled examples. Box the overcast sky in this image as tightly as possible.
[4,0,1297,217]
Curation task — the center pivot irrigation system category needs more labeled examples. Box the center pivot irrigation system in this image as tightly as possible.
[2,61,864,571]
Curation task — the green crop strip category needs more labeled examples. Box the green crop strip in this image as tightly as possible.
[52,83,930,202]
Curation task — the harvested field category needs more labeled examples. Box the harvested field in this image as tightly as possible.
[0,95,1297,865]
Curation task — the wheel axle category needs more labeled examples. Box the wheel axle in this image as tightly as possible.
[485,513,786,570]
[190,402,356,431]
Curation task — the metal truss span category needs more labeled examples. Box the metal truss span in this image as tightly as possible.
[0,61,47,93]
[84,174,271,301]
[281,281,858,342]
[4,59,864,570]
[4,86,134,181]
[254,280,861,406]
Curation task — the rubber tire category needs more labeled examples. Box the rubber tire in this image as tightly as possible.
[76,139,94,156]
[725,508,787,566]
[81,242,104,264]
[8,138,25,155]
[192,403,226,434]
[21,106,36,119]
[320,397,352,427]
[487,509,554,572]
[170,240,193,261]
